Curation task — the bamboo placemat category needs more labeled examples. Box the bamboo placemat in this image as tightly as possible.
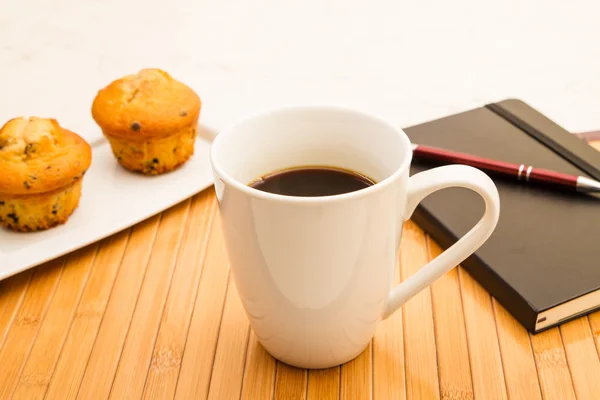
[1,142,600,400]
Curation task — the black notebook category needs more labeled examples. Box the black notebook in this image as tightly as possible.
[404,99,600,333]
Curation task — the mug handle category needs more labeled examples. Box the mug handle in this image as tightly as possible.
[382,164,500,319]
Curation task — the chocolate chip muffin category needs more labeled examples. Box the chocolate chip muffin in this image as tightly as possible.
[0,117,92,232]
[91,68,201,175]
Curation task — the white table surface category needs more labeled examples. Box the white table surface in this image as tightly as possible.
[1,0,599,143]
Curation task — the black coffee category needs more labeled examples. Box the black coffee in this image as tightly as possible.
[249,167,375,197]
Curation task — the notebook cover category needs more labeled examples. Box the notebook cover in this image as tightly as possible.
[404,99,600,333]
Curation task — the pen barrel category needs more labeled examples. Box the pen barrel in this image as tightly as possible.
[412,145,579,188]
[527,168,578,188]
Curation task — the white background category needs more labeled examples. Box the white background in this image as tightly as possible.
[1,0,599,142]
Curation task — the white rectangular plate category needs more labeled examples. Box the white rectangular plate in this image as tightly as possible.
[0,133,214,281]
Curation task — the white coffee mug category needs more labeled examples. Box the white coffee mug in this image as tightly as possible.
[210,106,500,369]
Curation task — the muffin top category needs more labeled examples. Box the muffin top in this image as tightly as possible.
[91,68,201,139]
[0,117,92,195]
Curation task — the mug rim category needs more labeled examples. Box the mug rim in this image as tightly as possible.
[210,105,413,203]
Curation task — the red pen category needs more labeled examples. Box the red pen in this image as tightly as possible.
[411,143,600,193]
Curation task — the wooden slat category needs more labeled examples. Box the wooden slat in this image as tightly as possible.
[372,256,405,400]
[43,227,132,399]
[530,328,576,399]
[340,343,371,400]
[400,221,440,400]
[207,278,251,399]
[109,199,191,399]
[588,311,600,356]
[275,362,307,400]
[241,332,277,400]
[12,244,99,400]
[0,258,64,399]
[0,270,33,350]
[174,213,231,399]
[560,318,600,399]
[492,300,542,400]
[427,238,473,400]
[76,215,160,399]
[307,367,340,400]
[143,192,216,399]
[458,267,508,399]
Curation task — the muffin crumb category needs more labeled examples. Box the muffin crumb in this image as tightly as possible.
[25,143,36,155]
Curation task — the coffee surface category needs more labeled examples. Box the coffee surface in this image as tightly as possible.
[249,167,375,197]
